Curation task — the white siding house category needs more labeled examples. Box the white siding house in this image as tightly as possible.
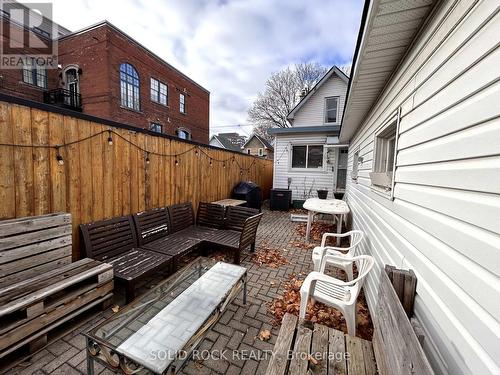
[270,67,350,201]
[341,1,500,374]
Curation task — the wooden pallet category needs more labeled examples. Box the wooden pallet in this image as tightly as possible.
[0,213,113,358]
[265,313,376,375]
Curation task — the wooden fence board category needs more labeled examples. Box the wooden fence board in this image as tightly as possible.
[0,102,15,219]
[0,101,273,258]
[31,109,50,216]
[12,105,34,217]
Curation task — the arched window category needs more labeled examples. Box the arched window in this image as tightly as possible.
[119,63,140,110]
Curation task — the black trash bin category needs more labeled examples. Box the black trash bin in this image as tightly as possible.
[232,181,262,210]
[270,189,291,211]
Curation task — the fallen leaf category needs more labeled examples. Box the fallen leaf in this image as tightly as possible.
[111,305,120,313]
[308,354,318,365]
[258,329,271,341]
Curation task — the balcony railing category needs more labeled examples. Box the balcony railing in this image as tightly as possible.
[43,88,82,111]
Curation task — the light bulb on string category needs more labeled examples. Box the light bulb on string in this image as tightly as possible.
[209,158,213,166]
[195,148,199,156]
[107,130,113,145]
[56,146,64,165]
[145,152,150,164]
[175,156,179,166]
[223,162,226,168]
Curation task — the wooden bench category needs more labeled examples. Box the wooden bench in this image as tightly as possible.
[266,266,435,375]
[266,313,376,375]
[139,203,262,265]
[79,215,173,303]
[0,213,113,358]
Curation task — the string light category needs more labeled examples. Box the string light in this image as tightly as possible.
[107,130,113,146]
[1,129,270,173]
[56,146,64,165]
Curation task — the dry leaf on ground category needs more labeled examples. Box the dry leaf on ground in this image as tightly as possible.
[251,244,289,268]
[258,329,271,341]
[111,305,120,313]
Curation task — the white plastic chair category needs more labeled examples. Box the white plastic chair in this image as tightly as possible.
[312,230,364,279]
[299,254,374,336]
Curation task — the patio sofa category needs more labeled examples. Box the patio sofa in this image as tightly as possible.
[0,213,113,359]
[80,202,262,302]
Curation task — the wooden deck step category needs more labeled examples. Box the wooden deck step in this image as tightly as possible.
[265,313,376,375]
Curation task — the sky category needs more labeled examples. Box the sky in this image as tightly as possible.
[49,0,364,136]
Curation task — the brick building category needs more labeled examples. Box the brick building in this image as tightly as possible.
[0,12,210,142]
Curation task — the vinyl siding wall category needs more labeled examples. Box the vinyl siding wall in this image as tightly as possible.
[273,133,340,200]
[293,75,348,126]
[345,1,500,374]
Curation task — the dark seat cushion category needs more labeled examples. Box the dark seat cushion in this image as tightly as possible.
[104,248,172,281]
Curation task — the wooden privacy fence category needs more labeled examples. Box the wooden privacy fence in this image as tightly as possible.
[0,100,273,259]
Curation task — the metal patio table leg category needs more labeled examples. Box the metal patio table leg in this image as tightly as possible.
[86,337,95,375]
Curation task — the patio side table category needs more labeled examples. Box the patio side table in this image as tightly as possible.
[84,257,247,374]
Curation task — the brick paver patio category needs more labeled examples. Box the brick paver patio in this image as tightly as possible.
[6,208,315,375]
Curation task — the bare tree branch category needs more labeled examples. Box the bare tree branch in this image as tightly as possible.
[247,62,329,141]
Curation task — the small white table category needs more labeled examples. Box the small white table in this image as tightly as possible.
[303,198,350,244]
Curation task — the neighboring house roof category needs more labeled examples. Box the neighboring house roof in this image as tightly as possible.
[59,21,209,94]
[268,125,340,135]
[340,0,437,142]
[287,65,349,121]
[209,134,244,152]
[243,134,274,151]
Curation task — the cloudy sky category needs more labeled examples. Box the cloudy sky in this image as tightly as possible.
[49,0,364,135]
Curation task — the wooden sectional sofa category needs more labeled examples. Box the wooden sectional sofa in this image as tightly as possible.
[80,202,262,302]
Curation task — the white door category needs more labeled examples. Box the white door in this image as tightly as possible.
[336,148,348,192]
[325,146,337,194]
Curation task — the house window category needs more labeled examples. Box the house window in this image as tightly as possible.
[120,63,140,111]
[177,129,190,140]
[370,116,398,191]
[22,59,47,88]
[291,145,324,169]
[179,93,186,113]
[352,149,360,180]
[325,96,339,123]
[258,148,264,157]
[150,122,162,133]
[151,78,168,105]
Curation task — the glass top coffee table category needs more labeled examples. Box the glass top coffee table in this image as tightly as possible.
[84,257,247,374]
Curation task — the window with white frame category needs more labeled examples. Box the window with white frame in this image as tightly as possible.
[324,96,339,123]
[291,145,324,169]
[150,78,168,105]
[22,59,47,88]
[370,115,398,191]
[150,122,162,133]
[258,148,264,157]
[179,93,186,113]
